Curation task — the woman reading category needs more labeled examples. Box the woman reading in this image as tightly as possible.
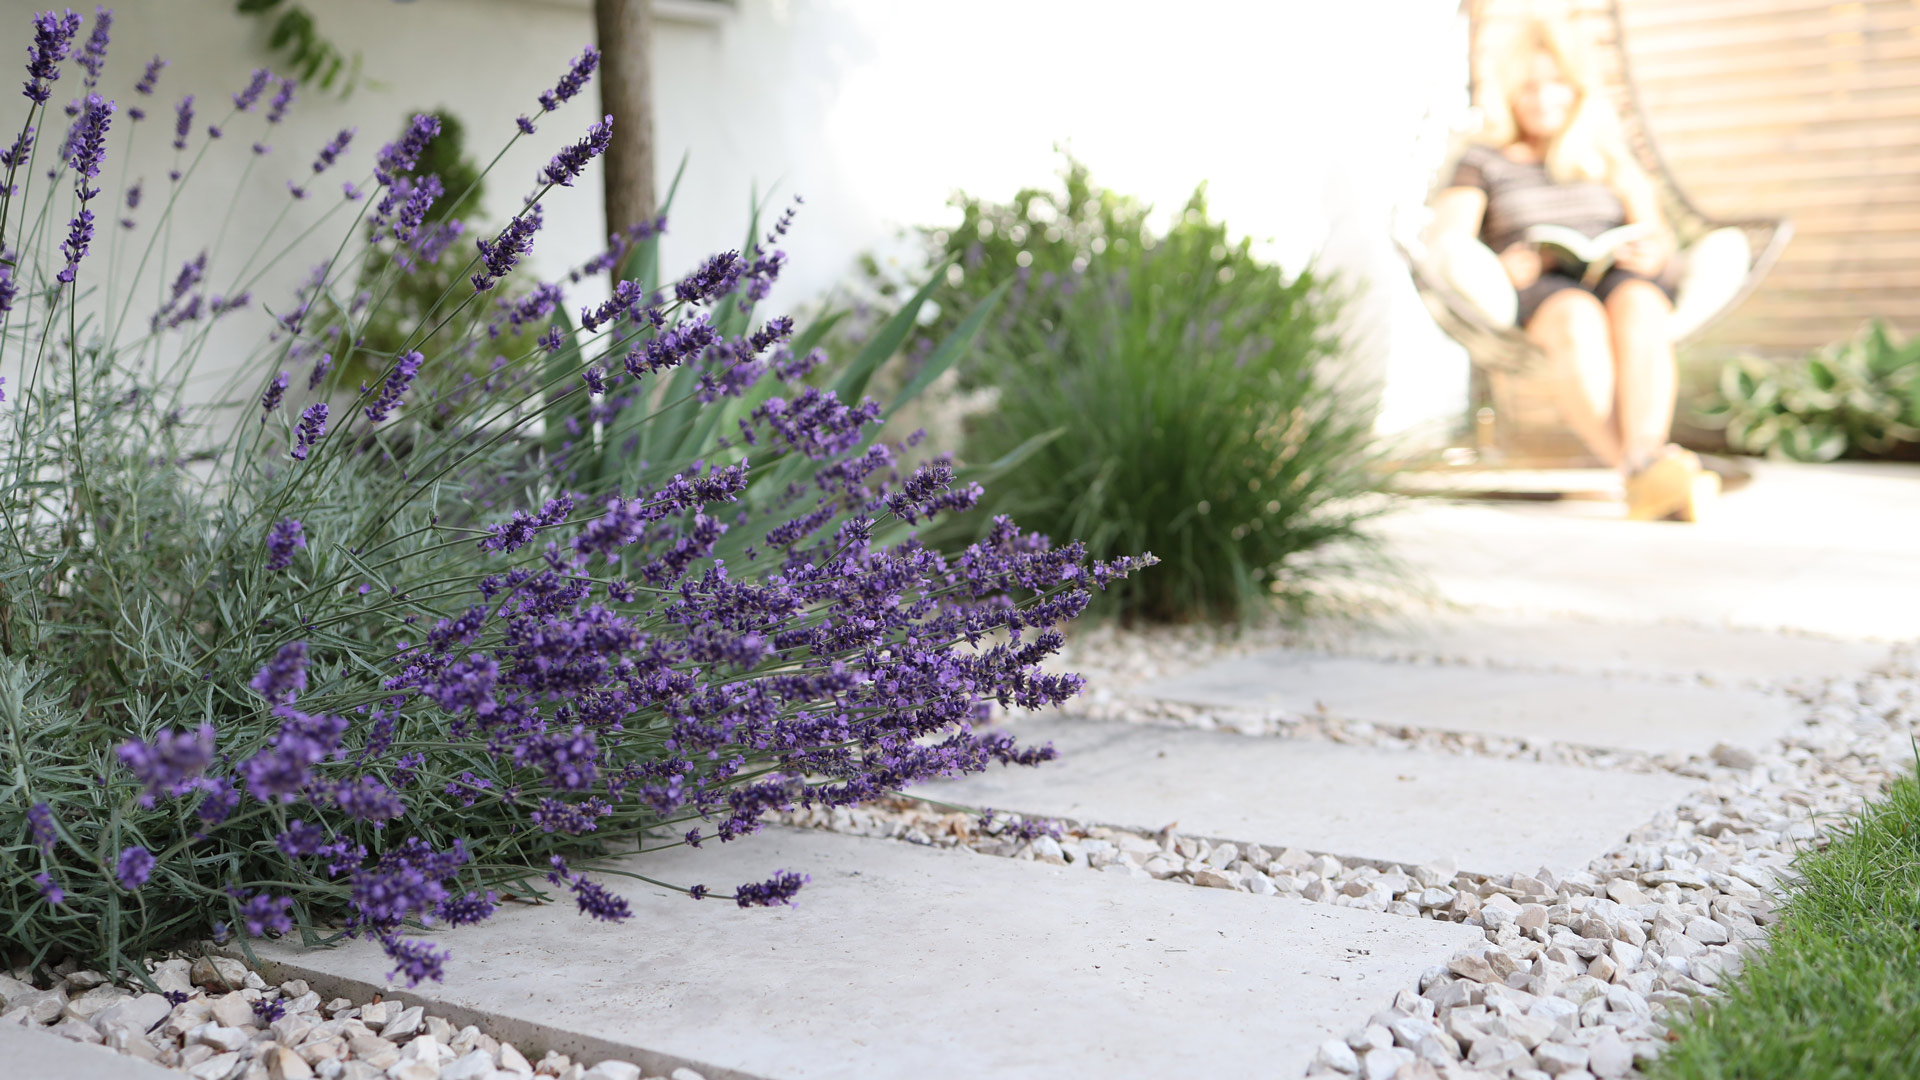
[1430,15,1717,521]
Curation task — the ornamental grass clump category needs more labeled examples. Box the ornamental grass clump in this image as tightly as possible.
[895,162,1383,622]
[0,10,1148,984]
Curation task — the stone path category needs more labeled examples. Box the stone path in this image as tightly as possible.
[932,718,1698,877]
[1138,654,1797,755]
[253,829,1482,1080]
[216,462,1918,1080]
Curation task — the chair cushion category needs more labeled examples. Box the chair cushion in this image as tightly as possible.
[1426,233,1519,327]
[1669,226,1750,341]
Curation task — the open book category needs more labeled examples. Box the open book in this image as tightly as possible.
[1523,223,1655,286]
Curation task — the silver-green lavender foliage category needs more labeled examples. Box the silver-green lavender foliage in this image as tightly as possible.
[0,11,1144,983]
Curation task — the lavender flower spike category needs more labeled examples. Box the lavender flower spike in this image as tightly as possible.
[171,94,193,152]
[56,208,93,284]
[265,518,307,572]
[67,93,113,197]
[115,846,155,890]
[540,115,612,188]
[541,45,599,112]
[76,7,111,88]
[363,350,423,422]
[310,127,353,175]
[260,371,289,421]
[232,68,272,111]
[375,113,439,185]
[250,641,309,702]
[117,723,217,805]
[292,402,328,461]
[23,10,82,105]
[471,204,543,292]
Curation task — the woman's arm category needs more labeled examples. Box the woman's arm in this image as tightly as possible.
[1612,163,1674,276]
[1431,185,1540,288]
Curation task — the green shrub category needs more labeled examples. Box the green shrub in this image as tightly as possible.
[1697,320,1920,462]
[926,167,1383,622]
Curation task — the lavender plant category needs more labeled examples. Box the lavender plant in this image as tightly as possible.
[0,10,1148,984]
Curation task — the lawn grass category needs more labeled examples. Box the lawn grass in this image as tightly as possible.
[1651,759,1920,1080]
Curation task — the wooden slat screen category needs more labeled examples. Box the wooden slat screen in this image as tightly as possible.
[1616,0,1920,356]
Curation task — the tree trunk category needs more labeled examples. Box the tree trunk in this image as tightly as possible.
[595,0,657,237]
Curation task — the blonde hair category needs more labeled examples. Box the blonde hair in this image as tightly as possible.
[1472,15,1631,186]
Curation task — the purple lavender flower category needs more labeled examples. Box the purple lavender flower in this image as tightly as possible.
[117,724,216,805]
[56,207,93,283]
[129,55,165,118]
[76,8,111,88]
[375,113,439,186]
[471,205,543,292]
[266,77,295,124]
[434,891,497,927]
[23,10,81,105]
[251,999,286,1024]
[362,351,423,422]
[388,173,441,244]
[259,370,289,421]
[547,857,630,922]
[1,126,31,170]
[581,366,607,395]
[478,493,572,553]
[66,92,112,197]
[330,775,407,823]
[307,351,332,391]
[675,251,746,305]
[122,177,139,213]
[239,705,347,802]
[734,870,807,908]
[170,94,192,151]
[292,402,327,461]
[27,801,57,853]
[232,68,272,111]
[539,115,611,188]
[310,126,352,174]
[265,518,306,572]
[236,891,293,936]
[33,872,64,906]
[251,641,309,701]
[381,935,449,986]
[538,46,599,113]
[115,846,155,890]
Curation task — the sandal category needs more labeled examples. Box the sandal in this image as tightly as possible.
[1625,447,1719,523]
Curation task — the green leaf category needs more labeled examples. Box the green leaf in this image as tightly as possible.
[954,427,1065,484]
[615,155,688,291]
[789,310,847,361]
[268,8,310,50]
[541,307,590,465]
[885,279,1011,419]
[830,259,955,405]
[236,0,284,13]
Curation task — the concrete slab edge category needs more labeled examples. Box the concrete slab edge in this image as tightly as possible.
[234,948,772,1080]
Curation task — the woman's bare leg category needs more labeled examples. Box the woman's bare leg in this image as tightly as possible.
[1606,279,1677,472]
[1525,289,1623,468]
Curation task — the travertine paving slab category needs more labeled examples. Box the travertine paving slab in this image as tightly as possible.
[933,720,1696,877]
[1378,461,1920,639]
[0,1023,181,1080]
[1141,651,1799,755]
[254,828,1480,1080]
[1306,612,1890,687]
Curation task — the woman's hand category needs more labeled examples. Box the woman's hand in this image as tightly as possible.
[1614,229,1674,276]
[1498,243,1543,289]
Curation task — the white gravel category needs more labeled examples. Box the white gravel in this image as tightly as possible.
[0,958,695,1080]
[780,626,1920,1079]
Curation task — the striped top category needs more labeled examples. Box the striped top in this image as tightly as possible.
[1449,143,1627,256]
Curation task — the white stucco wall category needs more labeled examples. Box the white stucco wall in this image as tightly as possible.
[2,0,1468,436]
